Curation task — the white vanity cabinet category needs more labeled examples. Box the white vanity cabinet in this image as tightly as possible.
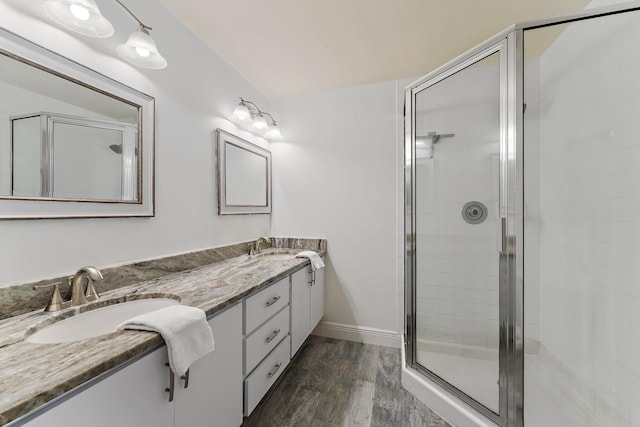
[20,344,173,427]
[242,277,291,416]
[290,266,325,357]
[17,260,326,426]
[175,303,243,427]
[20,304,242,427]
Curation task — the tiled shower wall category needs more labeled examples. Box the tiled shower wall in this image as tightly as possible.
[413,62,500,349]
[525,8,640,426]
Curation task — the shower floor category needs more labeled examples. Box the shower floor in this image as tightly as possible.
[417,345,499,413]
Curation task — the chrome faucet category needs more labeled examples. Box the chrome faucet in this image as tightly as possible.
[69,266,103,306]
[250,237,272,255]
[34,266,103,312]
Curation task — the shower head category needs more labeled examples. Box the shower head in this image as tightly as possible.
[109,144,138,155]
[430,132,454,144]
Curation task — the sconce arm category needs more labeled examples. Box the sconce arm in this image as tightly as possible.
[113,0,152,30]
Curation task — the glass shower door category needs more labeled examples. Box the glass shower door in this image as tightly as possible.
[409,44,505,419]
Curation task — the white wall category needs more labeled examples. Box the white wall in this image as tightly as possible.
[0,0,272,286]
[271,81,400,340]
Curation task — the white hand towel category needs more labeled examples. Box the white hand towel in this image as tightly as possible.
[118,305,214,376]
[295,250,325,271]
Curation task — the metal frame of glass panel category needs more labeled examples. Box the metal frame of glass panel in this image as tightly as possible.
[404,2,640,426]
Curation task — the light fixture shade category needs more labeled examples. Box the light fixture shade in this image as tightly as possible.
[229,103,251,123]
[43,0,114,38]
[116,27,168,70]
[263,123,282,140]
[250,114,268,132]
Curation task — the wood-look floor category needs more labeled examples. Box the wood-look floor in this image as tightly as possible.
[242,336,452,427]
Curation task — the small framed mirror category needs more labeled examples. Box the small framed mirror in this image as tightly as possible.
[0,28,155,219]
[216,129,271,215]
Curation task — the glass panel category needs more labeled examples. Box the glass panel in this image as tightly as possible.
[52,122,124,200]
[414,52,501,413]
[524,10,640,427]
[11,116,41,196]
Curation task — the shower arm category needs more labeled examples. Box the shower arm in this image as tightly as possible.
[416,132,455,144]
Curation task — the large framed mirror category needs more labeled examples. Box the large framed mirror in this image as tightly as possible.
[0,28,155,219]
[216,129,271,215]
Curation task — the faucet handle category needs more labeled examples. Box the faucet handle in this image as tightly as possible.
[33,282,67,312]
[85,279,100,302]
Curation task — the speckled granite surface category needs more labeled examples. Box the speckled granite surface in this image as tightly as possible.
[0,238,326,425]
[0,237,326,320]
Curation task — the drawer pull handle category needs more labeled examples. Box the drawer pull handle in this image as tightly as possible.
[308,270,316,286]
[266,328,281,343]
[181,369,190,389]
[266,295,281,307]
[267,362,282,379]
[165,363,175,402]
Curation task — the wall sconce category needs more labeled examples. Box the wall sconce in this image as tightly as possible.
[229,98,282,140]
[43,0,167,69]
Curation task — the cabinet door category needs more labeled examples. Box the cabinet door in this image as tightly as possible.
[23,346,173,427]
[290,268,310,357]
[174,303,243,427]
[310,267,325,331]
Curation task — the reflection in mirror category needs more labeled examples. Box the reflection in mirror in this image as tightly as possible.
[0,52,139,202]
[216,129,271,215]
[225,143,267,206]
[10,113,138,201]
[0,27,155,219]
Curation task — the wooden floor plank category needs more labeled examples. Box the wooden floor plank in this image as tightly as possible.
[341,379,376,426]
[242,336,452,427]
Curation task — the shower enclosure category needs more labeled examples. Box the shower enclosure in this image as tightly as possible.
[405,3,640,426]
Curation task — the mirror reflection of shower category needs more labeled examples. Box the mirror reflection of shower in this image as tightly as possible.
[416,131,454,159]
[10,112,138,201]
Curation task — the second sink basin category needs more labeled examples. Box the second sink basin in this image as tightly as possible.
[26,298,180,344]
[255,253,296,261]
[253,250,298,261]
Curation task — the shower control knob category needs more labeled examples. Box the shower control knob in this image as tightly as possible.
[462,201,488,224]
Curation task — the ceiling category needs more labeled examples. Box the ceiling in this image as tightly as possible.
[158,0,590,98]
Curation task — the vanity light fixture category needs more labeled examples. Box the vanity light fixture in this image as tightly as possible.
[116,25,167,69]
[114,0,167,69]
[229,98,282,140]
[263,122,282,140]
[43,0,114,38]
[43,0,167,69]
[249,113,268,132]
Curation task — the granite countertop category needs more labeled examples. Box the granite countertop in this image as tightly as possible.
[0,248,323,425]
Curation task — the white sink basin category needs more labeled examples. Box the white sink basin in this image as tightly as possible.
[254,252,297,261]
[26,298,180,344]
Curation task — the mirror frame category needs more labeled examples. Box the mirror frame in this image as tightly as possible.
[0,28,155,219]
[216,128,271,215]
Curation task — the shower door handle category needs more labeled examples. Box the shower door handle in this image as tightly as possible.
[497,217,507,254]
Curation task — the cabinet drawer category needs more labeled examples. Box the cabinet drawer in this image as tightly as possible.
[244,336,290,416]
[244,277,289,334]
[244,306,290,375]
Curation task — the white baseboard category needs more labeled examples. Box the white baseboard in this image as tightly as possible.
[311,321,401,348]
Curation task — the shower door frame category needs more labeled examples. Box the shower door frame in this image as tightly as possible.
[404,32,517,426]
[404,2,640,427]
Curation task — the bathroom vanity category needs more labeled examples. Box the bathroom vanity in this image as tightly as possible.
[0,244,325,426]
[19,305,243,427]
